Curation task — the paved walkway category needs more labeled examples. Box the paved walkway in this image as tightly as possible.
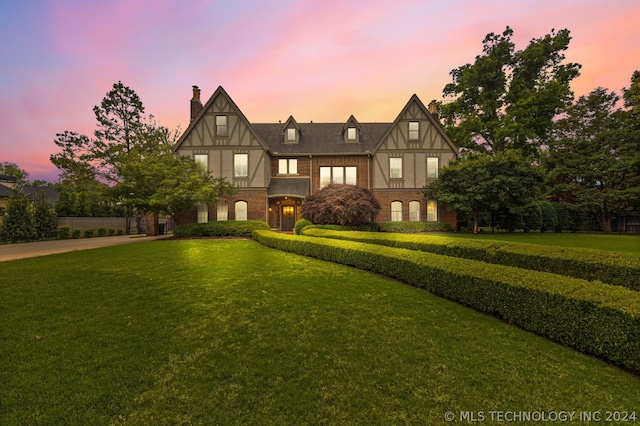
[0,234,172,262]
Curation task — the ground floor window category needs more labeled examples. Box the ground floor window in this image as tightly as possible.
[391,201,403,221]
[217,201,229,221]
[235,201,247,220]
[197,204,208,223]
[409,201,421,222]
[427,200,438,222]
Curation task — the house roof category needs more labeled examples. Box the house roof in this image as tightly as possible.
[0,184,14,198]
[267,177,310,198]
[22,186,60,205]
[252,122,390,155]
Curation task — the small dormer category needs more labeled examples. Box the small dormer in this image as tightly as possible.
[343,115,361,143]
[283,115,300,143]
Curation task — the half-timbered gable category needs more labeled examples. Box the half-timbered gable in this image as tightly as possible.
[173,86,458,230]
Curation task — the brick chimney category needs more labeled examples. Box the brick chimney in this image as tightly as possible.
[427,100,439,121]
[190,85,203,122]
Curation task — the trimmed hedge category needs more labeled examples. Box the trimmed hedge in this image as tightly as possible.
[378,221,452,233]
[57,226,71,240]
[174,220,269,238]
[302,229,640,291]
[253,230,640,373]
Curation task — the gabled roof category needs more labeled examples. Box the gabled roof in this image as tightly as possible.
[253,122,390,155]
[282,115,301,131]
[372,94,458,155]
[342,115,361,132]
[172,86,270,152]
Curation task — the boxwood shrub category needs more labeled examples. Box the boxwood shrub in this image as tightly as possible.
[378,221,452,233]
[57,225,71,240]
[253,230,640,373]
[97,226,108,237]
[302,229,640,291]
[83,228,95,238]
[174,220,269,238]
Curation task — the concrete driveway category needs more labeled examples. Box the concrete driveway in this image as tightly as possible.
[0,235,171,262]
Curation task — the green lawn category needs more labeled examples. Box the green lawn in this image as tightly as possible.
[2,240,639,425]
[444,232,640,253]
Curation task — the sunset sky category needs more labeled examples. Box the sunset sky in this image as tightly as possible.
[1,0,638,182]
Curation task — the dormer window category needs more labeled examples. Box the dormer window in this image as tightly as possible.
[343,115,361,143]
[287,128,296,141]
[347,127,357,141]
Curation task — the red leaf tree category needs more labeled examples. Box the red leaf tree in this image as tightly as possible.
[301,184,381,225]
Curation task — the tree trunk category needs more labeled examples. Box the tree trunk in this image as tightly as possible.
[597,215,613,234]
[473,211,479,234]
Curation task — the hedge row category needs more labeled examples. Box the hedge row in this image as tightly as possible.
[173,220,269,238]
[253,230,640,373]
[301,229,640,291]
[57,226,124,239]
[378,221,452,233]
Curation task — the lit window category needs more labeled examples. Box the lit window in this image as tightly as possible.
[287,128,296,141]
[409,121,419,140]
[234,154,248,177]
[390,158,403,179]
[347,127,357,141]
[235,201,247,221]
[217,201,228,221]
[278,158,297,175]
[197,204,208,223]
[427,200,438,222]
[391,201,403,222]
[409,201,421,222]
[194,154,208,173]
[427,157,439,178]
[216,115,228,136]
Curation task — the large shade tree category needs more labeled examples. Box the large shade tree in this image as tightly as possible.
[441,27,581,157]
[424,150,544,233]
[545,79,640,233]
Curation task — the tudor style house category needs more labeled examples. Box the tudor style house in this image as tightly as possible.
[172,86,458,232]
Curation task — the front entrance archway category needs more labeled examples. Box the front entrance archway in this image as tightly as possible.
[269,197,303,232]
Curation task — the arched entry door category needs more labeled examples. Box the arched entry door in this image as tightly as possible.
[281,205,296,232]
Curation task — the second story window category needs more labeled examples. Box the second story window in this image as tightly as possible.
[319,166,357,188]
[389,157,403,179]
[409,121,419,140]
[216,115,228,136]
[234,153,248,177]
[278,158,298,175]
[286,128,296,141]
[427,157,439,178]
[194,154,208,173]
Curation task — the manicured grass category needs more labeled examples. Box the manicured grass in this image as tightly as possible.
[2,240,639,425]
[444,232,640,253]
